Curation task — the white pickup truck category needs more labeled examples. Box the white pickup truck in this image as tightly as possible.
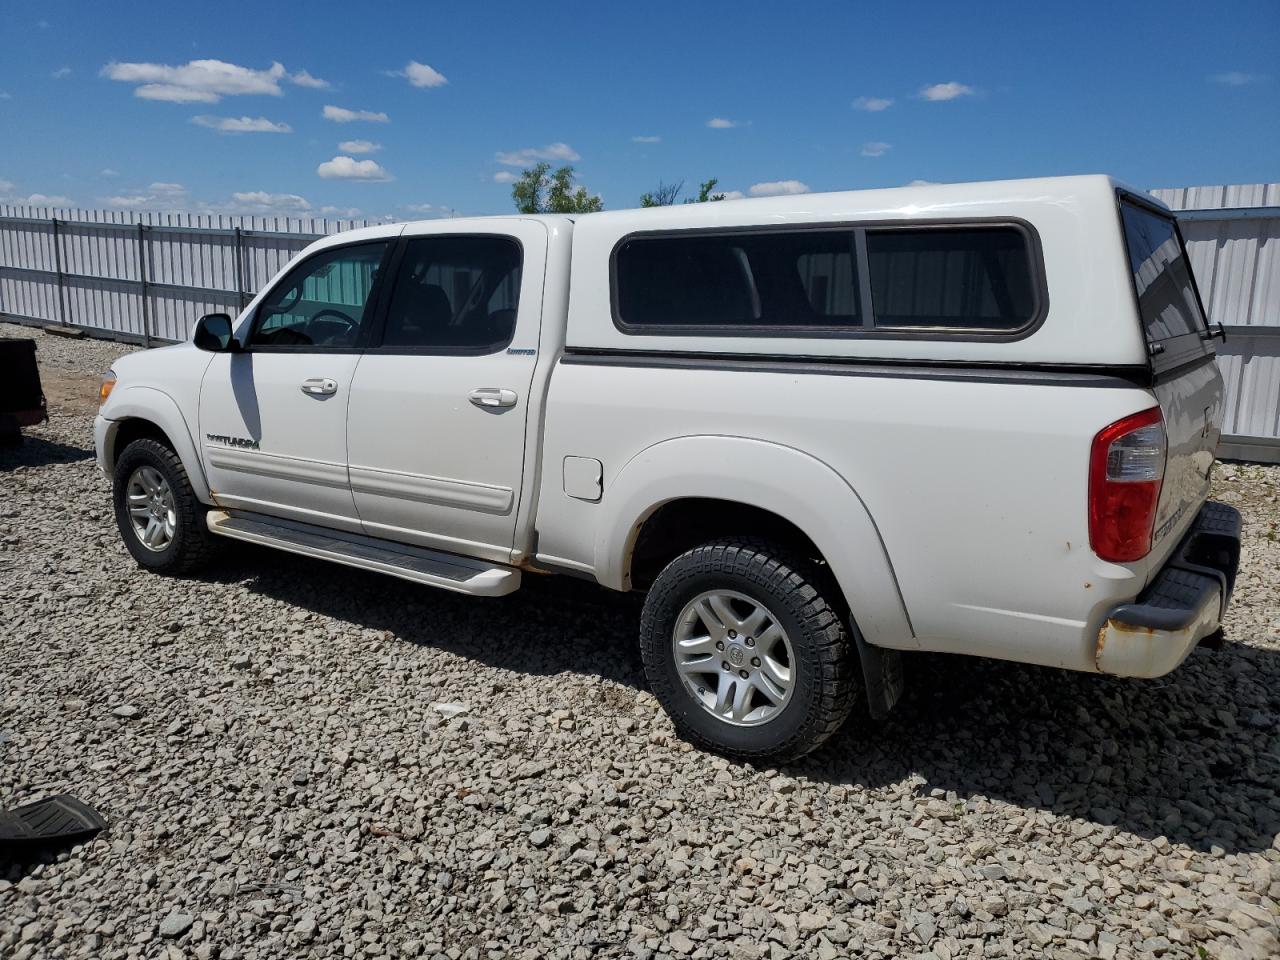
[94,175,1242,762]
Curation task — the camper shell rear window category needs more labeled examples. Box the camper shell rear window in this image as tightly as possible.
[1118,199,1209,344]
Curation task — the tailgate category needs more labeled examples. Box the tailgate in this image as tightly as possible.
[1118,196,1223,565]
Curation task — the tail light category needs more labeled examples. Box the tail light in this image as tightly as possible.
[1089,408,1166,562]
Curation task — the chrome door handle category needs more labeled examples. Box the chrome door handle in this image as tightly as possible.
[468,387,518,409]
[301,377,338,396]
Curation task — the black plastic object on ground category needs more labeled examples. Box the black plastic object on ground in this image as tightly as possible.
[0,794,107,851]
[0,338,48,443]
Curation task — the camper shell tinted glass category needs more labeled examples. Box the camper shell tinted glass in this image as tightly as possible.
[1119,198,1209,344]
[614,229,862,332]
[611,221,1045,339]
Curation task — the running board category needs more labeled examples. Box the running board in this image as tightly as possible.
[206,510,521,596]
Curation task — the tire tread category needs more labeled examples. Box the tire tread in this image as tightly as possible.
[639,537,858,763]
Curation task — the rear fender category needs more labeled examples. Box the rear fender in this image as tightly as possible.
[597,435,915,649]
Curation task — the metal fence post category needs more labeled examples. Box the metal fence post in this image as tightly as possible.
[136,223,152,347]
[50,216,68,328]
[233,226,247,311]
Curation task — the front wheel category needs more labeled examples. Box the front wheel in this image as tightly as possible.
[112,438,216,574]
[639,538,858,764]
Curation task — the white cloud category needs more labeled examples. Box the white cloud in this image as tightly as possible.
[100,168,119,177]
[148,182,186,195]
[494,142,579,166]
[493,171,518,184]
[139,86,220,103]
[52,66,72,79]
[747,180,810,197]
[102,194,153,207]
[861,141,891,157]
[404,203,458,219]
[919,81,975,101]
[1210,71,1265,86]
[102,59,309,103]
[396,61,448,88]
[338,139,380,154]
[716,190,745,201]
[193,114,292,134]
[23,193,71,205]
[320,204,362,217]
[323,104,389,123]
[0,178,15,194]
[289,69,329,89]
[316,155,393,181]
[905,179,935,186]
[231,191,312,212]
[852,96,893,112]
[706,117,739,129]
[632,135,661,143]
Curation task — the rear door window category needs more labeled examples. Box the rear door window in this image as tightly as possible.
[1119,200,1208,343]
[377,236,522,353]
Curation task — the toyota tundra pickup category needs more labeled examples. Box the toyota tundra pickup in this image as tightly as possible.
[94,175,1242,762]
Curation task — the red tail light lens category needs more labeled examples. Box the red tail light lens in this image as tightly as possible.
[1089,408,1166,562]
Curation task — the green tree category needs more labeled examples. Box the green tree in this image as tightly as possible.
[639,177,726,207]
[640,180,684,207]
[512,162,603,214]
[688,178,727,203]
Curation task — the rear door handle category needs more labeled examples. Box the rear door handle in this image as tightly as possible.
[468,387,518,409]
[301,377,338,396]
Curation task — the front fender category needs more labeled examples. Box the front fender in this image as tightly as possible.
[99,385,211,503]
[596,435,915,649]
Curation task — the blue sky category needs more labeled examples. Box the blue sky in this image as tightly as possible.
[0,0,1276,220]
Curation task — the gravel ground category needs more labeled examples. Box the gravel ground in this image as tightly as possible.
[2,324,1278,960]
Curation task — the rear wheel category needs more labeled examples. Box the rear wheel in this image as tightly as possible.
[112,438,215,574]
[640,538,858,763]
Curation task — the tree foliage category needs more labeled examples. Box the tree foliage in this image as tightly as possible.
[639,180,684,207]
[689,178,727,203]
[512,163,603,214]
[639,177,726,206]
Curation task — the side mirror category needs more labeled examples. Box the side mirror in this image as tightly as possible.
[193,313,239,352]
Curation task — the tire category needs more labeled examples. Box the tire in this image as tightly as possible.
[639,538,858,764]
[112,438,216,574]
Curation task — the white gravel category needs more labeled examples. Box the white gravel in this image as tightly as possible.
[2,324,1278,960]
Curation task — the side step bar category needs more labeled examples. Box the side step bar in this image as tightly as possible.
[206,510,521,597]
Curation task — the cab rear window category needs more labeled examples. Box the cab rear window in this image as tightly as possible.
[1119,201,1207,342]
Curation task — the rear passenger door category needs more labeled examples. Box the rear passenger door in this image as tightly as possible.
[345,221,546,562]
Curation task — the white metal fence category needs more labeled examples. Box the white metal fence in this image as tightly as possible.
[1151,184,1280,462]
[0,204,378,345]
[2,189,1278,460]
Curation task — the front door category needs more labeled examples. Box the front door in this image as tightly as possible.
[198,239,392,531]
[345,222,546,562]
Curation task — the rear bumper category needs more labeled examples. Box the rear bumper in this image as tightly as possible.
[1095,501,1241,678]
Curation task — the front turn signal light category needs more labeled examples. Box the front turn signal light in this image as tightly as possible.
[99,371,117,407]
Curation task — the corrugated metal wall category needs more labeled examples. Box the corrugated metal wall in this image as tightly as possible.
[1151,184,1280,462]
[0,204,379,344]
